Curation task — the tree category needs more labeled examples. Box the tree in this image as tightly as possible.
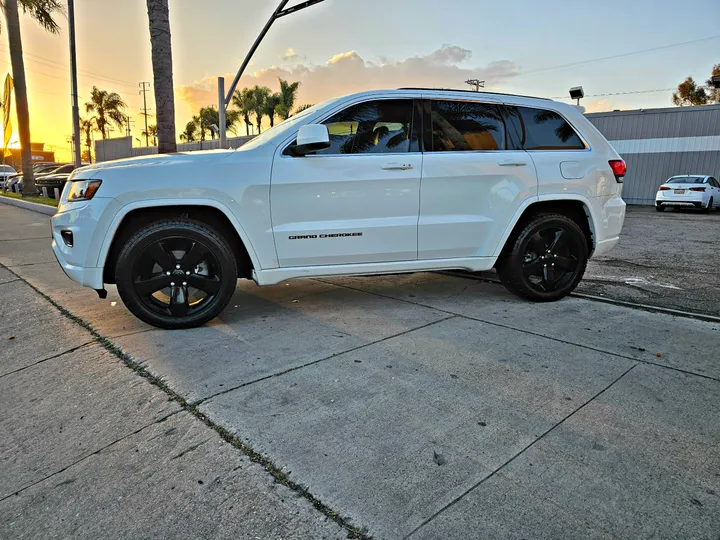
[179,120,197,142]
[79,117,95,162]
[263,92,281,128]
[232,88,255,136]
[85,86,127,139]
[142,124,158,146]
[251,85,270,134]
[277,79,300,121]
[707,63,720,104]
[295,103,314,114]
[672,77,708,106]
[146,0,176,153]
[1,0,63,197]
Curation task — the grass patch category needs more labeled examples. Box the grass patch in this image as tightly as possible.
[0,191,59,207]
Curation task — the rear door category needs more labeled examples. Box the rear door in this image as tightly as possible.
[270,98,422,267]
[418,98,538,259]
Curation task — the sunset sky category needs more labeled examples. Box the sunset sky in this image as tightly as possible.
[3,0,719,162]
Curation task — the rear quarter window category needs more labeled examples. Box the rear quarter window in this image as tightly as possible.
[511,106,586,151]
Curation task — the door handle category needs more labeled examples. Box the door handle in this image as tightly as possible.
[499,160,527,167]
[382,162,413,170]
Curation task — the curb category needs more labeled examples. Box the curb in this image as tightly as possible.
[0,195,56,216]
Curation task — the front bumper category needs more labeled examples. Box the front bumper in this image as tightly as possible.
[52,239,104,289]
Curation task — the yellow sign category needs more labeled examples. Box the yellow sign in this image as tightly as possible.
[3,74,13,159]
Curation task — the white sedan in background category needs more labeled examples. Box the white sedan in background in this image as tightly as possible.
[655,175,720,212]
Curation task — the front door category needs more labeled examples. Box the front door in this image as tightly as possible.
[419,99,538,259]
[270,98,422,268]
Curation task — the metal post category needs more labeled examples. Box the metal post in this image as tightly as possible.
[139,82,151,146]
[68,0,81,167]
[218,0,326,144]
[218,77,226,149]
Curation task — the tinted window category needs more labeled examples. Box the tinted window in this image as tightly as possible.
[514,106,585,150]
[430,101,505,151]
[710,178,719,187]
[668,176,704,184]
[54,164,75,174]
[314,99,415,155]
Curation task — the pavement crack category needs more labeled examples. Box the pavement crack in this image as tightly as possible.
[0,410,181,503]
[0,341,95,379]
[402,363,639,540]
[171,439,209,460]
[193,315,457,406]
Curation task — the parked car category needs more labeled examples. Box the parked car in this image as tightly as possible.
[655,175,720,212]
[51,88,627,329]
[0,164,16,189]
[11,163,86,194]
[35,173,72,198]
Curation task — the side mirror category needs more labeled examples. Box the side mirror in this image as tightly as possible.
[290,124,330,156]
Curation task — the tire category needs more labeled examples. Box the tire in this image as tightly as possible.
[115,218,238,329]
[655,205,665,212]
[704,198,713,213]
[496,213,588,302]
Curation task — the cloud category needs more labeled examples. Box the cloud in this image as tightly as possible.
[176,45,519,117]
[584,99,614,113]
[283,48,297,61]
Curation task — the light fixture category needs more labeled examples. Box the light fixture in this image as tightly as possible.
[569,86,584,105]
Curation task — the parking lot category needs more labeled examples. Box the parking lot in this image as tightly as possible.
[1,201,718,539]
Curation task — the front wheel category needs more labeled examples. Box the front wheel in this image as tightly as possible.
[496,213,588,302]
[115,219,238,329]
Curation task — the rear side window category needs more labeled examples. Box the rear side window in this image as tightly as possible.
[429,100,506,151]
[510,106,586,151]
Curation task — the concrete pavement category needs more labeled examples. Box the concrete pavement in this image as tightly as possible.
[1,201,719,539]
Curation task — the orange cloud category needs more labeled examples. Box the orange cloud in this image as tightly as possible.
[176,45,519,119]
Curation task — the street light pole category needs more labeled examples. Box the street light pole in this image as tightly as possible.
[218,0,326,147]
[68,0,81,166]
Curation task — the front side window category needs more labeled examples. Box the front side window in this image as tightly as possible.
[512,106,586,151]
[430,100,506,152]
[313,99,415,155]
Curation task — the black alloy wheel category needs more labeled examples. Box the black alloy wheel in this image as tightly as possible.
[497,213,588,302]
[115,219,237,329]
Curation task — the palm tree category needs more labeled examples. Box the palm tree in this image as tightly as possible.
[179,120,197,142]
[232,89,254,136]
[277,79,300,121]
[1,0,63,197]
[295,103,314,114]
[251,85,270,134]
[79,117,96,162]
[146,0,176,153]
[142,124,158,146]
[85,86,127,139]
[263,92,281,128]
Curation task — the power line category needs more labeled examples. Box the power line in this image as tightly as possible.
[548,88,676,99]
[513,35,720,78]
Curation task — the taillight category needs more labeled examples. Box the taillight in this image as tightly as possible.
[659,186,671,191]
[689,187,706,192]
[609,160,626,182]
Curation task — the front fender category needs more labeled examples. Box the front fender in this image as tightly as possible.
[94,198,269,273]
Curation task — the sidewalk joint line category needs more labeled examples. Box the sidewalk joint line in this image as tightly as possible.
[0,341,95,379]
[193,315,456,406]
[402,363,639,539]
[0,410,181,504]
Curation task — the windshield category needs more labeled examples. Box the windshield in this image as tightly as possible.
[237,98,341,152]
[668,176,704,184]
[0,165,15,172]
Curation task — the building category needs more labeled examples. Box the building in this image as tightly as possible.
[587,105,720,205]
[5,142,56,169]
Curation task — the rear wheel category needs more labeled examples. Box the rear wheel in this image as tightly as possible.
[704,198,713,213]
[497,214,588,302]
[115,219,237,329]
[655,204,665,212]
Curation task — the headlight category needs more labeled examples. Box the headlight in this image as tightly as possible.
[66,179,102,202]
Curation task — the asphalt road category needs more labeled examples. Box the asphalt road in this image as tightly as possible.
[1,201,719,540]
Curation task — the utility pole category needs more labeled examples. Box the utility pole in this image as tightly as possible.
[124,115,135,138]
[465,79,485,92]
[68,0,81,167]
[218,0,327,147]
[139,82,151,146]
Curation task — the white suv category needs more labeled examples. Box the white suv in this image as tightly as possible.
[51,89,626,328]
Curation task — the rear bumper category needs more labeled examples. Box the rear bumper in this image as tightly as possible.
[656,200,704,208]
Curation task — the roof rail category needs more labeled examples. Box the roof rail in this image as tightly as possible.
[398,88,552,100]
